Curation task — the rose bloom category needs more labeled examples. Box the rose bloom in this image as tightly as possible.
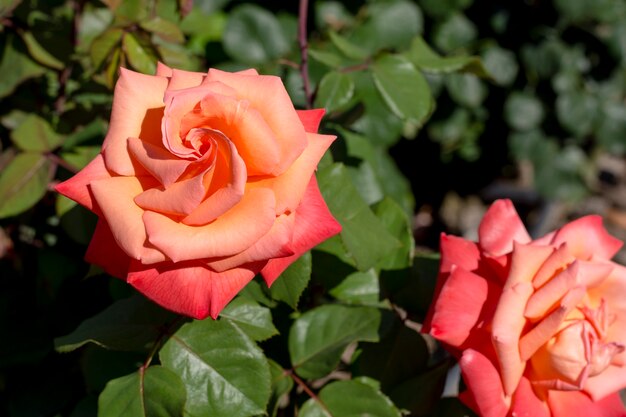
[56,64,341,319]
[423,199,626,417]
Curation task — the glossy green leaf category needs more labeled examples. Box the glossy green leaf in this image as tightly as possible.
[90,28,123,70]
[289,304,380,379]
[98,366,186,417]
[355,1,423,52]
[373,197,414,270]
[76,6,113,53]
[268,251,312,310]
[0,35,45,99]
[20,31,64,70]
[223,4,289,64]
[317,163,401,271]
[267,360,293,417]
[11,114,63,152]
[54,294,177,352]
[123,32,157,74]
[220,296,278,342]
[140,17,185,43]
[407,36,487,76]
[328,31,368,60]
[0,152,52,218]
[314,71,355,112]
[504,92,544,131]
[330,269,380,306]
[299,379,401,417]
[308,48,344,68]
[372,54,433,126]
[60,146,100,171]
[159,318,271,417]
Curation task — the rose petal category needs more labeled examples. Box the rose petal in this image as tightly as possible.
[127,137,192,187]
[156,62,173,76]
[134,169,207,216]
[55,153,111,214]
[166,68,205,91]
[507,242,554,287]
[207,212,295,272]
[90,176,167,264]
[429,266,490,347]
[248,132,336,214]
[204,69,308,174]
[260,175,342,285]
[479,199,531,257]
[85,219,131,279]
[492,281,534,395]
[102,68,168,175]
[143,187,276,262]
[510,377,551,417]
[296,109,325,133]
[458,349,509,417]
[532,243,575,289]
[548,391,626,417]
[551,215,623,261]
[127,260,257,319]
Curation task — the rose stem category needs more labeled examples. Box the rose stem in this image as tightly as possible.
[285,368,334,416]
[298,0,313,109]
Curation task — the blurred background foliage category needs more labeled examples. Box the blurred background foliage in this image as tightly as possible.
[1,0,626,416]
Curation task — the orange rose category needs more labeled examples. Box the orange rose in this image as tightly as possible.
[56,64,341,319]
[424,199,626,417]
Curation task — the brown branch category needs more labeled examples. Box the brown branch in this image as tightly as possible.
[298,0,313,109]
[286,368,333,416]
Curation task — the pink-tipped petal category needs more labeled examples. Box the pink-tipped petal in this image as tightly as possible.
[510,377,551,417]
[429,266,490,347]
[248,132,336,214]
[549,391,626,417]
[127,260,256,319]
[102,68,168,176]
[54,154,111,213]
[204,69,308,174]
[143,188,276,262]
[156,62,173,76]
[551,215,623,261]
[260,175,341,286]
[85,219,131,279]
[479,199,531,257]
[458,349,509,417]
[296,109,326,133]
[90,176,166,264]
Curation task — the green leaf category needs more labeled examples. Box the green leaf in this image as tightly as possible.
[317,163,401,271]
[123,32,157,74]
[330,269,380,306]
[373,197,414,270]
[140,16,185,43]
[90,28,124,70]
[372,54,433,126]
[11,114,63,152]
[315,1,354,31]
[98,366,186,417]
[556,91,598,138]
[388,360,451,415]
[446,73,487,108]
[0,35,46,99]
[314,71,355,112]
[328,31,368,60]
[406,36,487,76]
[354,1,423,52]
[220,296,278,342]
[433,12,477,53]
[289,304,380,379]
[0,152,52,218]
[54,295,177,352]
[504,92,544,131]
[308,48,344,68]
[482,45,518,86]
[299,379,401,417]
[223,4,290,64]
[596,102,626,155]
[267,360,293,417]
[268,251,312,310]
[160,318,271,417]
[19,31,64,70]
